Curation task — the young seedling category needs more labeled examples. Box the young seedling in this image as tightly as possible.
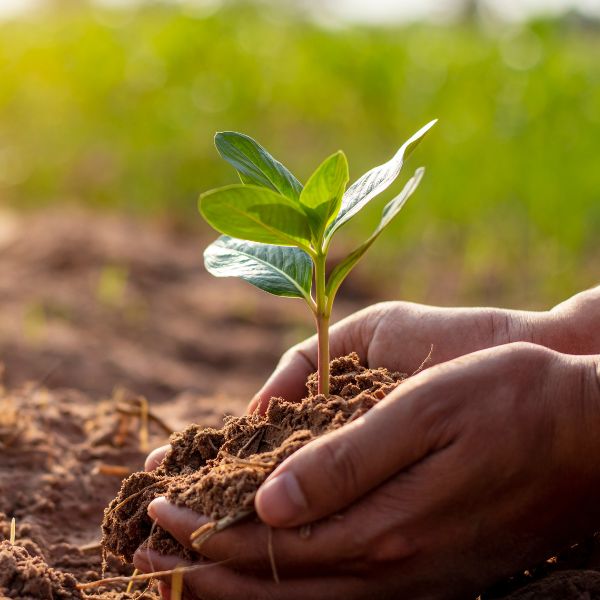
[199,120,437,396]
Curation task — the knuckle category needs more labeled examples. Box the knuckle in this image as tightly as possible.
[503,340,553,363]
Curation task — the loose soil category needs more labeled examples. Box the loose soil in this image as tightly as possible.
[102,353,405,562]
[0,381,167,598]
[1,209,599,599]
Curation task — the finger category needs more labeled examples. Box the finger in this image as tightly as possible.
[247,344,315,414]
[188,510,414,576]
[254,353,477,527]
[145,497,352,577]
[133,549,203,582]
[147,497,210,550]
[248,308,377,414]
[147,495,413,575]
[136,548,369,600]
[145,445,171,471]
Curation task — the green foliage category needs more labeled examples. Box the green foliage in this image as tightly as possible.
[214,131,303,201]
[200,123,430,304]
[300,151,349,244]
[326,120,436,242]
[200,124,433,394]
[326,167,425,300]
[204,235,313,301]
[2,4,600,305]
[200,184,312,248]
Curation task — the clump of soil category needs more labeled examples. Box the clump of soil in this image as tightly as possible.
[102,353,406,561]
[0,380,170,599]
[0,540,82,600]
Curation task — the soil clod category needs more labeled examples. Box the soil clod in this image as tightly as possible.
[102,353,406,562]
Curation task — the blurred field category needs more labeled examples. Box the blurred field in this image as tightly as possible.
[1,2,599,308]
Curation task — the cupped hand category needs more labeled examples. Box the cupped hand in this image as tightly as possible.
[136,342,600,599]
[248,301,553,413]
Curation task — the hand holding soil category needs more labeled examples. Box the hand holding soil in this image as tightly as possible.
[130,288,600,599]
[136,339,600,599]
[104,126,600,599]
[248,287,600,413]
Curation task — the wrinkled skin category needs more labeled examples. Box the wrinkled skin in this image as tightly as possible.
[136,289,600,600]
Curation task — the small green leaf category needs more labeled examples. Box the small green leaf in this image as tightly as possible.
[204,236,313,300]
[300,151,349,244]
[215,132,303,201]
[200,184,312,248]
[326,119,436,242]
[326,167,425,300]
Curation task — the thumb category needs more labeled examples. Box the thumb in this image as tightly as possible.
[254,367,454,527]
[247,342,317,414]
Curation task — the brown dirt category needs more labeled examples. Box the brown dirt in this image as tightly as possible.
[1,209,600,599]
[0,207,361,405]
[0,380,173,598]
[102,353,406,562]
[0,540,83,600]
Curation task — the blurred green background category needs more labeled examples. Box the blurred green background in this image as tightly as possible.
[1,0,599,309]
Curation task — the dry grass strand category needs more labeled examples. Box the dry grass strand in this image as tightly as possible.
[267,526,279,584]
[105,481,165,517]
[138,396,150,453]
[411,344,434,376]
[126,569,139,594]
[171,568,184,600]
[96,464,132,477]
[76,564,216,590]
[190,510,254,550]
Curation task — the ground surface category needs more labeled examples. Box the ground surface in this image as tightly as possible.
[0,209,599,599]
[0,208,344,407]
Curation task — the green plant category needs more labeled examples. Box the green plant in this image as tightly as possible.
[199,120,436,396]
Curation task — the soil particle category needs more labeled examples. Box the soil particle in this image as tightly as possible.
[102,353,406,562]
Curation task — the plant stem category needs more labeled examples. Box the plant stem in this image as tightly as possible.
[314,252,330,396]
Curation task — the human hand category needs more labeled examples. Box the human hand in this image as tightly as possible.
[144,444,170,471]
[145,301,544,472]
[145,287,600,470]
[135,342,600,599]
[248,300,554,413]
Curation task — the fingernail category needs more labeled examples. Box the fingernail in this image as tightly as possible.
[147,496,167,520]
[255,472,307,525]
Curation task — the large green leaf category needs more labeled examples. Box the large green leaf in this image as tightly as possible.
[204,236,313,300]
[199,184,312,248]
[326,167,425,300]
[325,119,436,243]
[215,131,303,201]
[299,151,349,245]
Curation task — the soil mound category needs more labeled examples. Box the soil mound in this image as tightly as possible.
[102,353,406,561]
[0,540,82,600]
[0,382,168,599]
